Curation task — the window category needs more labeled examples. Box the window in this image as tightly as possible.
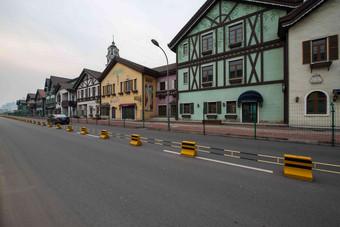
[208,102,217,114]
[307,91,327,114]
[229,23,243,45]
[125,80,131,92]
[158,105,166,116]
[302,35,338,64]
[112,84,115,94]
[180,103,194,115]
[160,81,166,91]
[183,104,191,114]
[107,84,111,95]
[183,43,188,55]
[92,87,96,97]
[81,90,84,98]
[229,59,243,79]
[134,79,137,90]
[120,82,123,92]
[312,39,327,62]
[183,72,188,84]
[226,101,236,114]
[202,65,213,83]
[202,33,213,52]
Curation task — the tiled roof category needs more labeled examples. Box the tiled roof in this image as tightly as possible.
[278,0,326,38]
[168,0,303,51]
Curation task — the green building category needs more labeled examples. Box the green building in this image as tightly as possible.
[169,0,302,123]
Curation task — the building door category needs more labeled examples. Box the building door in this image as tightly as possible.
[171,104,177,117]
[122,106,135,119]
[111,106,116,119]
[158,105,166,116]
[242,102,257,123]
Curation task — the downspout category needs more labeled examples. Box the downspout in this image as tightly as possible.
[284,30,289,124]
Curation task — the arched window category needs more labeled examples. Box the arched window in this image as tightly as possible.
[111,106,116,119]
[306,91,327,114]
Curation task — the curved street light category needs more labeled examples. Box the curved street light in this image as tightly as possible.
[151,39,170,131]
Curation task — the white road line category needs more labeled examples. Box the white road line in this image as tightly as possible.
[87,134,100,139]
[196,156,273,174]
[163,150,273,174]
[163,150,180,155]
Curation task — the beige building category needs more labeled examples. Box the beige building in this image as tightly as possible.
[279,0,339,126]
[99,57,158,120]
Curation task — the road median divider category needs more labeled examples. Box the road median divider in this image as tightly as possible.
[80,127,88,135]
[181,141,197,157]
[67,125,73,132]
[100,130,109,139]
[56,123,62,129]
[284,154,313,181]
[130,134,142,146]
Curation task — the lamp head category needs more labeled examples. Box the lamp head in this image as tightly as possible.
[151,39,159,47]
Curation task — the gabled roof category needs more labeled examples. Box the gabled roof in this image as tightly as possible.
[26,93,36,101]
[44,78,50,91]
[35,89,46,100]
[168,0,303,52]
[16,100,27,105]
[49,76,71,88]
[54,82,75,94]
[278,0,327,38]
[99,56,160,82]
[73,68,102,90]
[152,63,177,77]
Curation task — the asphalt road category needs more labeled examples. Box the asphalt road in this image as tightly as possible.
[0,117,340,226]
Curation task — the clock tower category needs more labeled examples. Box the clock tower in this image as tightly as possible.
[106,35,119,66]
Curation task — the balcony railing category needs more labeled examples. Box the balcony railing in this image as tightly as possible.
[62,100,77,107]
[156,89,177,98]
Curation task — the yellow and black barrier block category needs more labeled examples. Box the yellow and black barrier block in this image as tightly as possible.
[48,122,53,128]
[37,121,41,125]
[100,130,109,139]
[56,123,62,129]
[33,120,36,124]
[42,122,46,126]
[130,134,142,146]
[29,120,32,123]
[67,125,73,132]
[284,154,313,181]
[181,141,197,157]
[80,127,88,135]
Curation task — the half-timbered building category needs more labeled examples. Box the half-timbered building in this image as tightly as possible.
[54,78,78,116]
[35,89,46,117]
[26,93,36,116]
[73,69,101,118]
[278,0,339,127]
[169,0,302,123]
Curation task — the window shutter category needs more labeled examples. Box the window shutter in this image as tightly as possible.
[203,102,207,114]
[190,103,194,114]
[302,41,311,64]
[217,101,221,114]
[180,104,183,114]
[157,82,160,91]
[171,80,175,90]
[329,35,338,61]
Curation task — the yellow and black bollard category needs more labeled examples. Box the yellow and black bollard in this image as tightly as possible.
[130,134,142,146]
[66,125,73,132]
[181,141,197,157]
[56,123,62,129]
[80,127,88,135]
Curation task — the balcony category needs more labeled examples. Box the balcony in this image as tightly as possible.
[62,100,77,107]
[156,89,177,98]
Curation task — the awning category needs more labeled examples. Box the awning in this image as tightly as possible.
[119,103,135,107]
[100,102,110,107]
[238,90,263,103]
[333,89,340,95]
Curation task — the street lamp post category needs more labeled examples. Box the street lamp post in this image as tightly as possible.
[151,39,170,131]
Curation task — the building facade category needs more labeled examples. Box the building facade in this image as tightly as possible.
[154,63,177,117]
[73,68,101,118]
[26,93,36,116]
[44,76,71,116]
[279,0,339,126]
[99,57,158,120]
[16,100,27,116]
[35,89,46,117]
[168,0,302,123]
[54,77,78,116]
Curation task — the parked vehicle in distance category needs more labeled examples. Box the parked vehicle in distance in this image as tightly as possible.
[47,114,70,125]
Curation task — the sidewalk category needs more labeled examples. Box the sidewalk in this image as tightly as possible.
[64,117,339,146]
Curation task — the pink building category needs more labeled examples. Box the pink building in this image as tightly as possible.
[154,63,177,118]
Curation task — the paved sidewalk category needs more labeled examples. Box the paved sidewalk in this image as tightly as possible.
[65,117,339,146]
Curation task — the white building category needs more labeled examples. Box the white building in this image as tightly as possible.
[73,68,101,118]
[279,0,339,126]
[54,79,78,117]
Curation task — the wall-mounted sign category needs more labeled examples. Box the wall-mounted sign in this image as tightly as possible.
[134,96,141,101]
[113,69,123,75]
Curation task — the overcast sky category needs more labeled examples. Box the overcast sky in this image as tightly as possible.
[0,0,206,106]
